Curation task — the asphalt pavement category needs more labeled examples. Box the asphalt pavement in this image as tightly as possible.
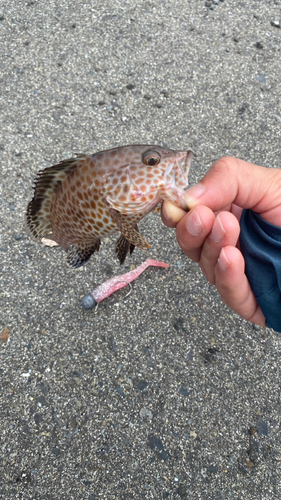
[1,1,281,499]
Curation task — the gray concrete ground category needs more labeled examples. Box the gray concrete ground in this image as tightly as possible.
[1,1,281,498]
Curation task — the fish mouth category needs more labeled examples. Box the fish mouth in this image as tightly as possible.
[176,150,193,173]
[164,150,192,180]
[162,150,194,210]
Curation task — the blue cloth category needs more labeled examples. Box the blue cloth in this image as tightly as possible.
[240,209,281,332]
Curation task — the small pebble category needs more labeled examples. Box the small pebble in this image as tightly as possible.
[140,408,153,419]
[115,385,126,397]
[257,419,268,436]
[148,435,164,451]
[180,387,189,396]
[207,465,218,474]
[137,380,148,391]
[246,459,254,468]
[1,327,10,342]
[81,294,96,310]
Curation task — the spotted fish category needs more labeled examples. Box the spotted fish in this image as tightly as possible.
[26,145,193,267]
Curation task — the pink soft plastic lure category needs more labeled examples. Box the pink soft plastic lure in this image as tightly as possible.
[81,259,169,309]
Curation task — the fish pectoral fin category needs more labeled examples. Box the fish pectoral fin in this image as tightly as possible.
[66,239,101,268]
[115,224,138,265]
[110,209,151,251]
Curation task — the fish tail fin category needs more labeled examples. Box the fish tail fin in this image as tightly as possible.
[26,155,87,241]
[66,239,101,268]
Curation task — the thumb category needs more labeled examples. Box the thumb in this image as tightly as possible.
[162,156,281,227]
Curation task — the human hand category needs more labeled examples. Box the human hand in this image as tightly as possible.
[162,156,281,327]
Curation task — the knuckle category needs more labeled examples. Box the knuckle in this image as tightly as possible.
[211,156,238,178]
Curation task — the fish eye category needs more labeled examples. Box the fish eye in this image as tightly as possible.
[142,150,161,166]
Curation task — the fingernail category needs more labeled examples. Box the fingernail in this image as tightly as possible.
[217,248,231,271]
[210,215,226,243]
[185,183,206,208]
[186,209,204,237]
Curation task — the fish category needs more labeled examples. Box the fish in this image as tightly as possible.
[26,145,193,268]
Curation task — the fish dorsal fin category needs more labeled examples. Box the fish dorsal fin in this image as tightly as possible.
[26,156,86,240]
